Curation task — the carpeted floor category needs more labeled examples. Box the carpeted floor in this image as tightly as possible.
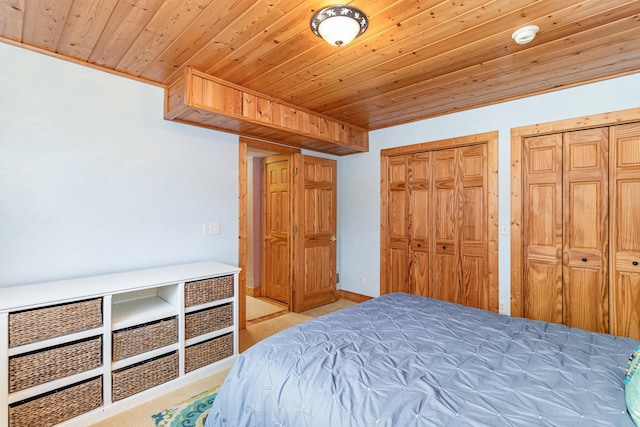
[91,298,355,426]
[246,296,286,321]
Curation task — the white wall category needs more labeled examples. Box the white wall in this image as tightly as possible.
[338,72,640,312]
[3,40,640,307]
[0,43,239,287]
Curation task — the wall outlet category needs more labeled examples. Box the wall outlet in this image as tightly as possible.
[499,301,506,314]
[203,222,220,235]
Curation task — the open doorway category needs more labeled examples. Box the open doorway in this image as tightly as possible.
[238,137,338,329]
[238,138,300,330]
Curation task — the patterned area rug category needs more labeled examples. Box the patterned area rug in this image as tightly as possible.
[152,388,218,427]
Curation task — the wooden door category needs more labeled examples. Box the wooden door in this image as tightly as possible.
[431,145,490,309]
[262,155,291,304]
[562,128,609,332]
[522,130,609,331]
[458,144,489,310]
[384,153,431,296]
[386,155,410,293]
[610,122,640,339]
[431,148,459,304]
[408,153,431,297]
[522,134,564,323]
[292,154,337,312]
[380,132,498,310]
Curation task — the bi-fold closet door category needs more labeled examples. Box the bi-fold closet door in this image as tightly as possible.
[381,132,498,313]
[522,122,640,338]
[523,128,609,333]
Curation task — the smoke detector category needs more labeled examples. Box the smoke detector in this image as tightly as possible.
[512,25,539,45]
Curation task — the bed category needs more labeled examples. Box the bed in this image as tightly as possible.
[207,292,639,426]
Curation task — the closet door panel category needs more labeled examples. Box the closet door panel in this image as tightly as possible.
[612,271,640,339]
[389,248,410,293]
[562,128,609,333]
[409,153,431,297]
[433,246,457,303]
[611,122,640,339]
[432,150,458,303]
[388,156,410,293]
[523,135,563,323]
[524,263,563,323]
[459,145,488,309]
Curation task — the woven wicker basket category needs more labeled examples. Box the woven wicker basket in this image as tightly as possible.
[9,298,103,348]
[185,304,233,340]
[9,376,103,427]
[111,352,179,401]
[184,275,234,307]
[185,333,234,373]
[9,336,102,393]
[112,317,178,361]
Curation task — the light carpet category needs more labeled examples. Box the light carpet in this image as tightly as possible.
[246,296,285,321]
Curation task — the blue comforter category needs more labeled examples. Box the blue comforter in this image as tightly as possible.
[207,293,638,426]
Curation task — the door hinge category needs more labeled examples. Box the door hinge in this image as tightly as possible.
[292,282,298,292]
[293,225,298,233]
[293,167,298,176]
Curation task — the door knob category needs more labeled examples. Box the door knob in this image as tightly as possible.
[634,261,639,266]
[264,235,271,241]
[581,258,587,262]
[442,245,447,250]
[331,236,337,242]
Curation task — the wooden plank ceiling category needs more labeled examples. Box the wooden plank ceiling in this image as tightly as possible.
[1,0,640,131]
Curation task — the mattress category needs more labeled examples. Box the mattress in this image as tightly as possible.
[207,293,638,426]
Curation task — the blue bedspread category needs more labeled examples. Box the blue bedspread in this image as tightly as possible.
[207,293,638,426]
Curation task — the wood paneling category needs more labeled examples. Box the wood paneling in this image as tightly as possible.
[2,1,639,132]
[165,68,368,156]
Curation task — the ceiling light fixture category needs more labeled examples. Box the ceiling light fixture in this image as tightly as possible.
[310,5,368,47]
[512,25,540,45]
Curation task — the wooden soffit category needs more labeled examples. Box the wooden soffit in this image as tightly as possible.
[165,68,368,156]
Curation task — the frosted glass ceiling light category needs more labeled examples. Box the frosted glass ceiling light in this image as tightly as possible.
[310,5,368,47]
[512,25,540,45]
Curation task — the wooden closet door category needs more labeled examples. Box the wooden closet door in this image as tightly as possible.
[610,122,640,339]
[562,128,609,333]
[408,153,432,297]
[386,156,410,294]
[381,132,497,307]
[432,148,459,304]
[459,144,489,310]
[522,134,563,324]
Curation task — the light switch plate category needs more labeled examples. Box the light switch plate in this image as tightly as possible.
[499,223,509,235]
[203,222,220,235]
